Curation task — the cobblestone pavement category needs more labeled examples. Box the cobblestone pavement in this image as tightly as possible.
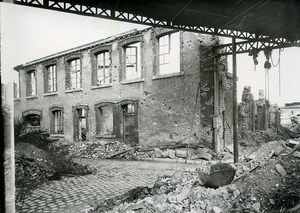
[16,159,200,213]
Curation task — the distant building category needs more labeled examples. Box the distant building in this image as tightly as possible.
[280,102,300,125]
[14,27,233,149]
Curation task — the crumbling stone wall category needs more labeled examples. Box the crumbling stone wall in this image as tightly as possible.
[14,28,229,148]
[237,87,280,131]
[238,86,255,131]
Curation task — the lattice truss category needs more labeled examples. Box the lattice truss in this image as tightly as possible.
[13,0,300,55]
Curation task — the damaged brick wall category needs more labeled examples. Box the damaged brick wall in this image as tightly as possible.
[14,28,230,148]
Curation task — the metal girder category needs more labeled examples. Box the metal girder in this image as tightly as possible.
[13,0,263,40]
[215,39,300,56]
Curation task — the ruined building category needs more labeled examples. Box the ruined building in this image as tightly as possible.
[14,28,233,150]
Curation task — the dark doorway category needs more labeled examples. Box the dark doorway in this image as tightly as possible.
[121,101,138,145]
[73,106,88,141]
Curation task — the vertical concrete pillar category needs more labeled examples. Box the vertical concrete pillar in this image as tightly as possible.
[232,38,239,163]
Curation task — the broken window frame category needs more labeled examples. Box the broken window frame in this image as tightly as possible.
[91,46,112,87]
[50,106,64,135]
[156,30,181,76]
[46,65,57,93]
[96,51,111,85]
[65,54,82,91]
[26,70,37,97]
[119,36,143,82]
[124,42,141,81]
[70,59,81,89]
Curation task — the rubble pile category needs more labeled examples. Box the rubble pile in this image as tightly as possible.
[50,140,133,159]
[94,168,243,213]
[91,138,300,213]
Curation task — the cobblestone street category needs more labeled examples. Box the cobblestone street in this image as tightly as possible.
[16,159,199,213]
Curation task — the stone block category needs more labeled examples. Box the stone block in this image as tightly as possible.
[176,149,187,158]
[207,163,236,188]
[275,164,287,177]
[168,149,176,159]
[287,139,299,148]
[154,148,163,158]
[274,146,285,156]
[293,151,300,159]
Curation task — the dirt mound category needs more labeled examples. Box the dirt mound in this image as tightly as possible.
[15,142,95,205]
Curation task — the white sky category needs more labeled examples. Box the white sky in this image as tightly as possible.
[1,3,300,107]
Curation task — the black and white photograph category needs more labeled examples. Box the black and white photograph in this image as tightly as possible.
[1,1,300,212]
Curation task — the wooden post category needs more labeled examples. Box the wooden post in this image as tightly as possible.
[232,38,239,163]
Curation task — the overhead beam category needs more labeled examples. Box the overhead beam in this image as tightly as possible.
[215,39,300,56]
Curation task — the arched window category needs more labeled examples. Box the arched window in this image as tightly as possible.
[22,109,42,131]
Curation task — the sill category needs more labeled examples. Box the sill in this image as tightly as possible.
[95,134,116,139]
[44,92,58,97]
[50,134,64,138]
[26,95,38,100]
[121,78,144,85]
[65,88,83,93]
[91,84,112,90]
[14,98,21,101]
[152,72,183,80]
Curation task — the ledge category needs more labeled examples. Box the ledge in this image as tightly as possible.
[65,88,83,93]
[14,98,21,101]
[91,84,112,90]
[26,95,38,100]
[44,92,58,97]
[95,134,116,139]
[121,78,144,85]
[50,134,64,138]
[152,72,184,80]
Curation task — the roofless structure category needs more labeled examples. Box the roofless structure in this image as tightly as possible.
[9,0,300,163]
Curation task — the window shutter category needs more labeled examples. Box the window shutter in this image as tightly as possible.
[91,54,97,86]
[109,51,112,83]
[113,104,122,138]
[65,61,71,90]
[73,106,78,141]
[84,106,89,140]
[79,59,82,88]
[44,67,48,93]
[133,101,139,143]
[50,110,54,133]
[95,106,100,134]
[26,72,30,96]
